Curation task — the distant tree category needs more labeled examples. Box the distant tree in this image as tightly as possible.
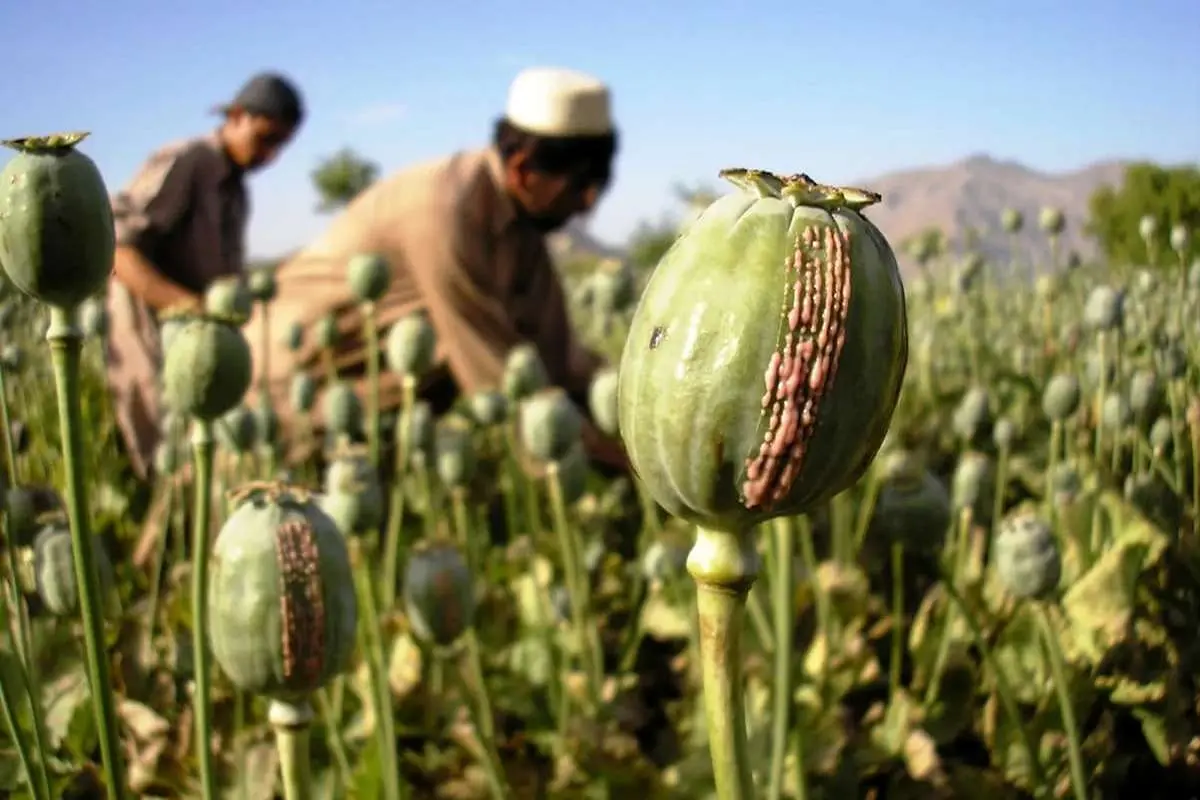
[627,221,678,273]
[1087,163,1200,268]
[900,226,947,269]
[311,148,380,213]
[962,226,983,252]
[672,181,720,208]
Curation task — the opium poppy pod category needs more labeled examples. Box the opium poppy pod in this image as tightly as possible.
[618,169,908,534]
[209,484,358,700]
[0,133,115,310]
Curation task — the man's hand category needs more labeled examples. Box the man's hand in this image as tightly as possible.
[113,245,202,312]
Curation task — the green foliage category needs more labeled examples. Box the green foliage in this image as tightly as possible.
[901,226,948,266]
[6,179,1200,798]
[310,148,381,213]
[1087,163,1200,268]
[626,221,678,273]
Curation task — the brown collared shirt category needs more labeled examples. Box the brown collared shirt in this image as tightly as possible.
[105,132,248,478]
[245,146,603,436]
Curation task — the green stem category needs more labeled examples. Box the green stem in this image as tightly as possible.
[939,578,1044,789]
[354,545,404,800]
[829,494,852,564]
[888,542,904,702]
[852,471,882,555]
[546,463,603,704]
[363,302,382,468]
[259,301,271,400]
[47,307,126,797]
[270,698,314,800]
[145,486,174,646]
[746,585,775,654]
[688,525,759,800]
[1045,423,1061,523]
[190,419,217,800]
[506,423,541,536]
[1093,333,1107,467]
[1035,605,1088,800]
[795,516,830,680]
[322,347,338,388]
[766,517,802,800]
[0,589,44,800]
[234,690,247,800]
[0,367,19,483]
[381,377,415,610]
[1167,381,1187,493]
[994,446,1010,532]
[452,492,473,564]
[2,512,51,796]
[315,689,353,790]
[415,456,438,542]
[460,632,510,799]
[1192,425,1200,540]
[0,657,42,800]
[925,512,971,706]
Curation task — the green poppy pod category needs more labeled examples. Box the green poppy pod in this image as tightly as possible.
[205,277,253,321]
[161,314,253,421]
[385,312,436,377]
[1042,374,1081,422]
[993,510,1061,600]
[248,267,277,302]
[314,313,338,350]
[435,417,477,490]
[519,387,583,463]
[208,484,357,699]
[33,516,115,617]
[869,450,951,555]
[1083,285,1124,332]
[1038,207,1065,236]
[219,406,258,453]
[0,133,114,309]
[502,343,549,400]
[467,390,508,427]
[346,252,391,303]
[1001,208,1024,234]
[284,321,304,352]
[320,443,384,536]
[1170,224,1189,255]
[403,538,475,647]
[617,169,908,533]
[321,382,364,439]
[587,367,620,438]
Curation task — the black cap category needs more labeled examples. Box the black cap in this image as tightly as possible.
[220,72,305,128]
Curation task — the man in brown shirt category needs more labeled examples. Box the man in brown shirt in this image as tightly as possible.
[244,67,628,470]
[106,72,304,480]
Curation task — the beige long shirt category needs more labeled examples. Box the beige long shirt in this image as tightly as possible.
[106,132,248,479]
[244,146,603,448]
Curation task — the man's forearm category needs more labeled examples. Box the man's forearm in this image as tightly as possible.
[112,246,201,312]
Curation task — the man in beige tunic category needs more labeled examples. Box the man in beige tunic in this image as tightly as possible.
[245,67,628,470]
[107,72,304,481]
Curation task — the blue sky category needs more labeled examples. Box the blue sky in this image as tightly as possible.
[3,0,1197,258]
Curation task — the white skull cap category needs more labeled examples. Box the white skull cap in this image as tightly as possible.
[505,67,613,137]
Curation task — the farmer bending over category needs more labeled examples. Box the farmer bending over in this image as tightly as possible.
[243,67,628,472]
[106,72,304,482]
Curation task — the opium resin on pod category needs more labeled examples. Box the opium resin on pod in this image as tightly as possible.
[618,169,908,534]
[208,484,357,700]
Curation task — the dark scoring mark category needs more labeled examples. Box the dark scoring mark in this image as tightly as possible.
[649,326,666,350]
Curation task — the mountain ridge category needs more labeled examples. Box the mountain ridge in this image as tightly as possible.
[550,153,1134,275]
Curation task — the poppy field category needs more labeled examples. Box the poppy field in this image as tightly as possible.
[0,136,1199,800]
